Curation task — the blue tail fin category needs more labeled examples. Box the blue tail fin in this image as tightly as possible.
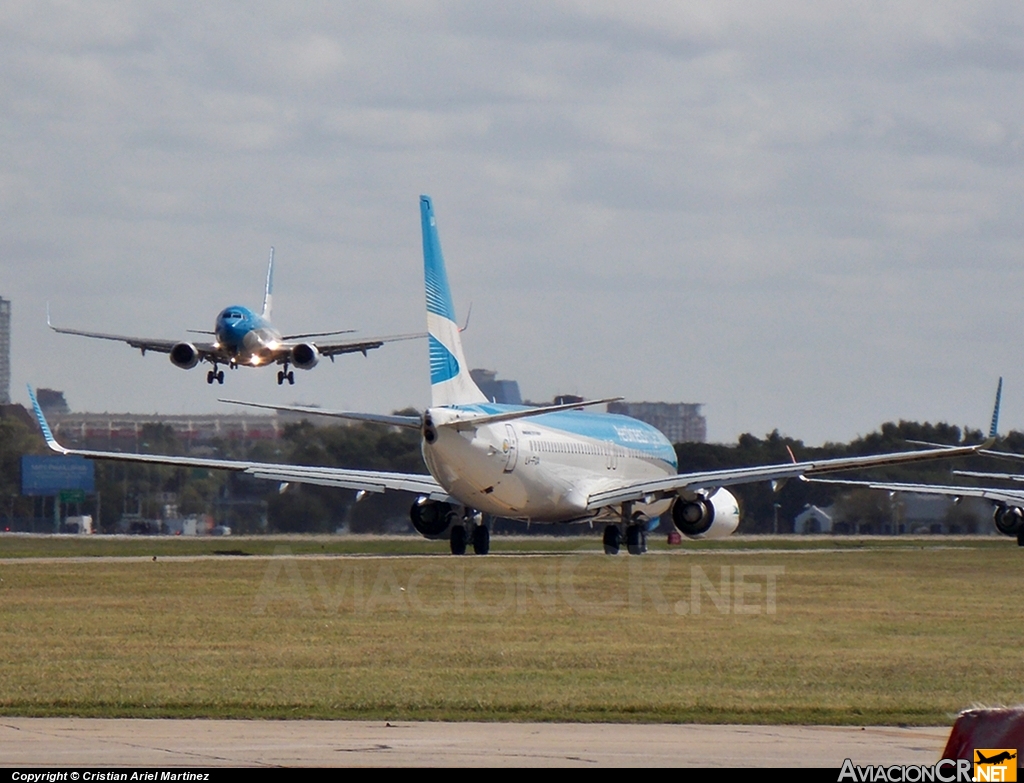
[989,377,1003,439]
[262,247,275,319]
[421,196,486,407]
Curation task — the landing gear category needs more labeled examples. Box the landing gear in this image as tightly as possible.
[277,368,295,385]
[626,524,647,555]
[206,367,224,384]
[448,510,489,555]
[450,525,467,555]
[603,525,621,555]
[603,502,649,555]
[472,524,490,555]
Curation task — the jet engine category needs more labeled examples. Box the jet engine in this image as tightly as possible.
[291,343,320,370]
[671,488,740,539]
[169,342,201,370]
[994,504,1024,537]
[410,497,453,538]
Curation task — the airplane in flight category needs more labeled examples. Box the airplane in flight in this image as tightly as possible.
[48,248,421,385]
[807,378,1024,544]
[29,196,992,555]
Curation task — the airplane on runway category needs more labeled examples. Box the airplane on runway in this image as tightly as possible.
[28,196,993,555]
[48,248,421,385]
[807,378,1024,544]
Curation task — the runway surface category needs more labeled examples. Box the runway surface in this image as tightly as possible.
[0,719,951,767]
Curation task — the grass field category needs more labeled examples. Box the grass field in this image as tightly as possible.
[0,535,1020,724]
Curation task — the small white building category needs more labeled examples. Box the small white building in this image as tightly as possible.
[795,505,833,534]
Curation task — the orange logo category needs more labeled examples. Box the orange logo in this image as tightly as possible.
[974,749,1017,782]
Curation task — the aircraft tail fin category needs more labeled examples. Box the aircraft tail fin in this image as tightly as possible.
[989,377,1003,439]
[420,195,487,407]
[262,247,275,319]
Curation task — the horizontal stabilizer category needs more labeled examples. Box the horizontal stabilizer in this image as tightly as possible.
[440,396,625,431]
[219,398,422,429]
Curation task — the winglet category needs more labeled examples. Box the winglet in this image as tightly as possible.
[989,377,1003,439]
[27,384,69,454]
[262,247,275,319]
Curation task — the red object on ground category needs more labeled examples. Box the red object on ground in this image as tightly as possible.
[667,531,682,545]
[943,708,1024,763]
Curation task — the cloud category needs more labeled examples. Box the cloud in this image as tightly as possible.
[3,2,1024,443]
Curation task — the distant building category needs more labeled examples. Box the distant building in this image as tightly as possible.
[606,401,707,443]
[470,369,522,405]
[51,411,283,448]
[0,297,9,404]
[795,504,834,534]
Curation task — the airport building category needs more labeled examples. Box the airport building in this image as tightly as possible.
[0,296,10,404]
[606,401,707,444]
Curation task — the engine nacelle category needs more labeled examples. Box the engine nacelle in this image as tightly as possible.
[410,497,453,538]
[994,504,1024,537]
[671,488,741,540]
[169,342,200,370]
[291,343,320,370]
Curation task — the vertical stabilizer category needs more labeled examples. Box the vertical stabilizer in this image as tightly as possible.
[262,247,275,319]
[421,195,487,407]
[989,376,1003,439]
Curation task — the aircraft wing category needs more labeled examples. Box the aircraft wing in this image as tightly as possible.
[806,477,1024,505]
[585,441,990,510]
[299,331,426,359]
[28,387,451,501]
[49,322,220,360]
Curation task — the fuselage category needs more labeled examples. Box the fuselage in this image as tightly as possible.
[421,403,678,522]
[215,306,282,367]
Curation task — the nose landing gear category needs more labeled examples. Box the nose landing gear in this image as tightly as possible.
[206,366,225,384]
[277,364,295,385]
[449,510,490,555]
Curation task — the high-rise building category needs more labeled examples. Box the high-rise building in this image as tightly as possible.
[470,369,522,405]
[606,401,707,444]
[0,297,10,404]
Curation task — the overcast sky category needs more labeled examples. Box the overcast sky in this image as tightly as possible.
[3,2,1023,445]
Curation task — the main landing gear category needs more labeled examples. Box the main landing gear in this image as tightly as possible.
[206,365,224,384]
[449,511,490,555]
[603,502,648,556]
[277,363,295,385]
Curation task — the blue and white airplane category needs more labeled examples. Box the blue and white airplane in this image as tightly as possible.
[48,249,421,385]
[808,378,1024,545]
[29,196,990,554]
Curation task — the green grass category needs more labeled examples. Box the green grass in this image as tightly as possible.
[0,536,1021,724]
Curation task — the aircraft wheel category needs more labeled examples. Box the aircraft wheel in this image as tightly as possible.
[277,371,284,385]
[287,371,295,385]
[603,525,620,555]
[626,524,647,555]
[472,524,490,555]
[217,371,224,384]
[206,371,215,384]
[450,525,467,556]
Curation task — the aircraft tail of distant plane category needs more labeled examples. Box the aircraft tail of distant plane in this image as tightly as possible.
[990,376,1003,439]
[421,195,487,407]
[262,247,275,320]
